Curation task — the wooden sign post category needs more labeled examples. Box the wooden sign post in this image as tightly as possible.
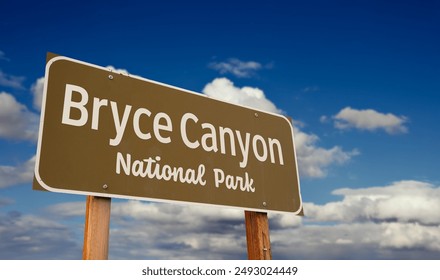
[245,211,272,260]
[82,196,111,260]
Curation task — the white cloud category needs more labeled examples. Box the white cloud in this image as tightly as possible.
[209,58,263,78]
[0,92,39,141]
[296,180,440,254]
[272,180,440,259]
[43,200,247,259]
[380,222,440,250]
[111,201,247,259]
[333,107,408,134]
[269,212,302,229]
[6,179,440,259]
[0,70,25,89]
[0,211,81,259]
[306,180,440,225]
[272,222,440,259]
[0,156,35,188]
[31,77,44,111]
[293,128,359,177]
[44,201,85,217]
[202,78,357,177]
[203,77,281,114]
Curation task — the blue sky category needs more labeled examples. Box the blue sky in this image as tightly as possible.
[1,0,440,259]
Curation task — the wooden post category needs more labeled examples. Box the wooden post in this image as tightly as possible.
[245,211,272,260]
[82,196,111,260]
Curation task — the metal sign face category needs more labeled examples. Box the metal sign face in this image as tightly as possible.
[34,54,302,214]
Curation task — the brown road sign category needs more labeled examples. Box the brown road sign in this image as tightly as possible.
[34,53,302,214]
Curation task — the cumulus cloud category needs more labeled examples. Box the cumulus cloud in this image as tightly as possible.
[0,70,25,89]
[44,200,301,259]
[297,180,440,256]
[203,77,281,114]
[202,78,357,177]
[273,180,440,259]
[0,156,35,188]
[209,58,263,78]
[31,77,44,111]
[42,198,297,259]
[109,201,247,259]
[44,200,247,259]
[0,179,435,259]
[0,92,39,141]
[294,128,359,177]
[332,107,408,134]
[306,180,440,225]
[272,221,440,259]
[379,222,440,251]
[44,201,86,218]
[0,211,81,259]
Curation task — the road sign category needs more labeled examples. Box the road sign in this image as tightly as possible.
[34,53,302,214]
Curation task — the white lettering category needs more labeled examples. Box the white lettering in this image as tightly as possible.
[213,168,225,188]
[253,134,268,162]
[116,152,206,186]
[236,131,250,168]
[62,84,89,127]
[213,168,255,192]
[201,123,218,152]
[243,172,255,192]
[116,152,131,175]
[219,127,236,156]
[61,84,286,169]
[91,98,108,130]
[181,113,199,149]
[133,108,152,140]
[268,138,284,165]
[226,174,238,190]
[153,112,172,144]
[109,101,132,146]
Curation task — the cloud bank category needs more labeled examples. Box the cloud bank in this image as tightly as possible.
[2,180,437,259]
[108,180,440,259]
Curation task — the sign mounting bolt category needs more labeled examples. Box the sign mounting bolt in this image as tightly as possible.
[263,201,267,207]
[108,74,114,80]
[255,112,259,117]
[103,184,108,190]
